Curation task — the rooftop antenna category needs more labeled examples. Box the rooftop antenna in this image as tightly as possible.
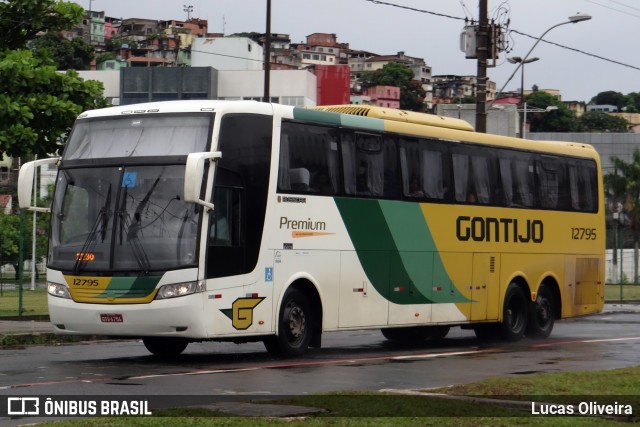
[222,14,226,35]
[183,4,193,20]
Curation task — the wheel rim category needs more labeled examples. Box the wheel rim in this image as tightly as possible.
[284,302,306,344]
[535,296,552,327]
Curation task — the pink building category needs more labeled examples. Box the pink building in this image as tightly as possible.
[364,85,400,108]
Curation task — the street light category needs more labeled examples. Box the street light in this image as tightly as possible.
[493,13,591,103]
[507,56,539,138]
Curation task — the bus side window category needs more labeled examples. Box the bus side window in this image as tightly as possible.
[342,132,384,197]
[536,156,562,210]
[279,122,340,196]
[209,186,240,247]
[511,155,536,208]
[568,160,597,212]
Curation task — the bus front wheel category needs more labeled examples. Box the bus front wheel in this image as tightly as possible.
[264,288,312,357]
[499,283,528,341]
[142,337,189,357]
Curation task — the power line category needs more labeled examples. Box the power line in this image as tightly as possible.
[606,0,640,13]
[584,0,640,20]
[363,0,466,21]
[510,29,640,72]
[364,0,640,73]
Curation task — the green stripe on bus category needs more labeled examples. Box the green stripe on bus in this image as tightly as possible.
[293,107,385,132]
[98,276,160,299]
[293,108,342,126]
[335,198,469,304]
[334,198,433,304]
[340,114,385,132]
[378,201,469,303]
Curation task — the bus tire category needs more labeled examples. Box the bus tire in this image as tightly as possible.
[500,283,528,341]
[264,288,312,357]
[142,337,189,357]
[526,284,555,338]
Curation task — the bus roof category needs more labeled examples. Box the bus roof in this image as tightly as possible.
[312,105,475,132]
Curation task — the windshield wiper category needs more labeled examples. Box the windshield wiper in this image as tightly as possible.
[72,184,111,275]
[119,174,162,275]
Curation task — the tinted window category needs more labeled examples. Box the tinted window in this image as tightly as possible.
[278,122,340,196]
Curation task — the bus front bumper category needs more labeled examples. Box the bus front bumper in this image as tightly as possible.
[47,293,207,338]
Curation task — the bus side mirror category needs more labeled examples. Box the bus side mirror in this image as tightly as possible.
[184,151,221,211]
[18,157,59,213]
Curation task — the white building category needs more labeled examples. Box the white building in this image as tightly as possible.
[77,70,120,105]
[191,37,263,71]
[217,70,316,107]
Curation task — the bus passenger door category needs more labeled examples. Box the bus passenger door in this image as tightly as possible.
[470,253,500,321]
[339,251,389,328]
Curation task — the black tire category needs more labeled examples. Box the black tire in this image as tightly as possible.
[142,337,189,357]
[499,283,529,341]
[526,284,555,338]
[264,288,312,357]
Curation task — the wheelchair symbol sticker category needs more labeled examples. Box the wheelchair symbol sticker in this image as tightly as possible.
[122,172,137,188]
[265,267,273,282]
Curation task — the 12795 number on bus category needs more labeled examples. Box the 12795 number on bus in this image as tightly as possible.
[72,278,99,287]
[571,228,596,240]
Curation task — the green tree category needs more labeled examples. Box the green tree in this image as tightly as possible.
[0,0,108,158]
[576,111,628,133]
[0,201,49,279]
[624,92,640,113]
[452,95,477,104]
[606,149,640,283]
[0,49,108,157]
[361,62,426,111]
[31,33,95,70]
[590,91,625,111]
[525,90,575,132]
[0,0,83,50]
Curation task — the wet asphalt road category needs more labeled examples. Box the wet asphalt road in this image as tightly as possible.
[0,306,638,398]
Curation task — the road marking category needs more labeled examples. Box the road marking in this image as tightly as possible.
[129,348,496,380]
[529,336,640,348]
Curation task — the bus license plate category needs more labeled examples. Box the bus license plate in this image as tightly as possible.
[100,313,123,323]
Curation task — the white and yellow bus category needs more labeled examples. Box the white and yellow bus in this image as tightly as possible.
[18,101,604,357]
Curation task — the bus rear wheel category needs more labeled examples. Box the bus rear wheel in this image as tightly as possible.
[499,283,528,341]
[526,284,555,338]
[142,337,189,357]
[264,288,312,357]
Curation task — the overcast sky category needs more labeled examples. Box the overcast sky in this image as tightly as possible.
[79,0,640,103]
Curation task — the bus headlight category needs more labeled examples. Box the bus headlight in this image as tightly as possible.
[155,281,205,300]
[47,282,71,299]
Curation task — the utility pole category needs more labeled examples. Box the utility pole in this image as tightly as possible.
[475,0,488,133]
[263,0,272,103]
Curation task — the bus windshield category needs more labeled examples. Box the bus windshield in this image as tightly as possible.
[64,115,211,160]
[50,165,200,274]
